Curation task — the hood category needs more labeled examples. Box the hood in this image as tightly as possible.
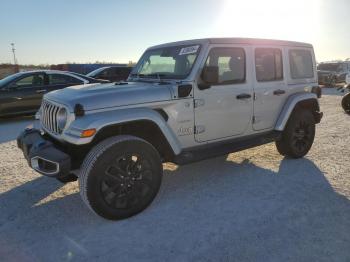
[45,81,174,111]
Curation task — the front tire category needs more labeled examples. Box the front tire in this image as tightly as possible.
[276,109,315,158]
[79,135,163,220]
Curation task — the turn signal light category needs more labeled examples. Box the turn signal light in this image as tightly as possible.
[81,129,96,138]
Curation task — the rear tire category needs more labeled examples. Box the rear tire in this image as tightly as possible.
[341,93,350,114]
[276,109,315,158]
[79,135,163,220]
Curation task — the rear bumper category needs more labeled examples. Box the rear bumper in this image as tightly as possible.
[17,128,71,178]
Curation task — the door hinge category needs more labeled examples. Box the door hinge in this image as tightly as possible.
[194,125,205,134]
[194,99,205,108]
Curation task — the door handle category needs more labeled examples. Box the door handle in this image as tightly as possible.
[36,89,47,93]
[236,93,252,99]
[273,89,286,95]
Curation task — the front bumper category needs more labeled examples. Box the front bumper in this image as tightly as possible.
[17,128,71,178]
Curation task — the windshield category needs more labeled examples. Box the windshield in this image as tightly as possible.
[131,44,201,80]
[317,63,343,72]
[0,72,24,87]
[86,67,108,77]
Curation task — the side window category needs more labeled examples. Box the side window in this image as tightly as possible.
[113,68,120,75]
[205,47,245,84]
[106,68,116,76]
[255,48,283,82]
[49,74,83,85]
[289,49,314,79]
[96,69,108,78]
[121,68,132,78]
[123,68,131,75]
[11,74,44,89]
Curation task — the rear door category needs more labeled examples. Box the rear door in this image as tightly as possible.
[252,47,287,131]
[0,73,45,115]
[194,45,253,142]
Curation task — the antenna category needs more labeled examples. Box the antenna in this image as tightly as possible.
[11,43,17,65]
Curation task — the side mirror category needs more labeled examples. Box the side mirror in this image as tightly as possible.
[200,66,219,90]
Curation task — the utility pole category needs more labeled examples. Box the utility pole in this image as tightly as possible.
[11,43,19,73]
[11,43,17,65]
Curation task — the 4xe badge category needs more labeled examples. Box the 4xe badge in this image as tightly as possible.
[177,126,193,136]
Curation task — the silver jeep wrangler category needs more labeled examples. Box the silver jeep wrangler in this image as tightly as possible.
[18,38,323,220]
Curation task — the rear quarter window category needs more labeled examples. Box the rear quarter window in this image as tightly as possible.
[289,49,314,79]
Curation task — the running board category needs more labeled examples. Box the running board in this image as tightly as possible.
[173,131,281,165]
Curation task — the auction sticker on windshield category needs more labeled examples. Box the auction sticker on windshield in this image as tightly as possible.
[179,45,200,55]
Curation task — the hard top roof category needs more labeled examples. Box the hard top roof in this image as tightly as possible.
[149,37,313,49]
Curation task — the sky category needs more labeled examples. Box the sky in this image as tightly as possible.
[0,0,349,65]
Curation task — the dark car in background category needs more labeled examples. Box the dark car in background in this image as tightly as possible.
[87,66,132,82]
[0,70,108,117]
[50,63,127,75]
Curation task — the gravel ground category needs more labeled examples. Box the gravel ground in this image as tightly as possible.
[0,89,349,262]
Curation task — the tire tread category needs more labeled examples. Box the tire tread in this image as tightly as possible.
[79,135,150,216]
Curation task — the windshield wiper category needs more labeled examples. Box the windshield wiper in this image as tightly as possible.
[131,73,167,78]
[130,73,171,84]
[145,73,168,80]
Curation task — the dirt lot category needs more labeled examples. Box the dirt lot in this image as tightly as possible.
[0,89,349,262]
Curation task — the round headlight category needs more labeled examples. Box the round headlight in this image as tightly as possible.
[57,108,68,132]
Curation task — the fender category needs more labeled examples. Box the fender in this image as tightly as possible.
[274,92,319,131]
[62,107,182,155]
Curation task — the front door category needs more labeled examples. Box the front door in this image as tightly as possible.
[0,73,45,115]
[194,46,253,142]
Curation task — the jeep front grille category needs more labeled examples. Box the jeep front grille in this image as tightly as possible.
[41,100,61,134]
